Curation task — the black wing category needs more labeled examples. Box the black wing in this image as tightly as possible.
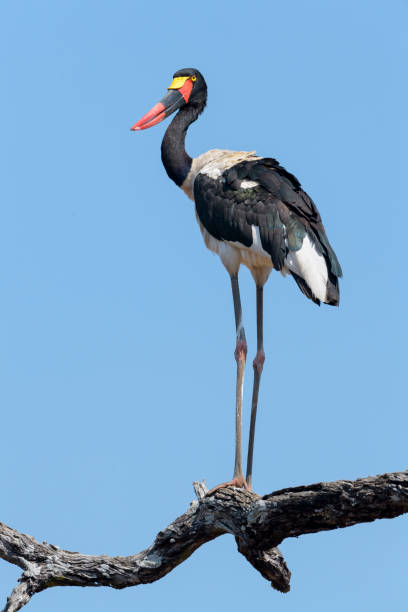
[194,157,342,305]
[194,162,288,271]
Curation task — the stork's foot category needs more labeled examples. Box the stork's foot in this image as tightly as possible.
[206,475,251,496]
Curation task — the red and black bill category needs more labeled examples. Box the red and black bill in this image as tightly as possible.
[131,77,194,131]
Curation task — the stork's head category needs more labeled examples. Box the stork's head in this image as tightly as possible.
[131,68,207,131]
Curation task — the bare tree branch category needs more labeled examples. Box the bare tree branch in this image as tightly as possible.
[193,479,209,500]
[1,470,407,610]
[3,576,36,612]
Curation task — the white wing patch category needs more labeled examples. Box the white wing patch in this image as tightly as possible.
[241,180,259,189]
[201,163,222,180]
[284,234,328,302]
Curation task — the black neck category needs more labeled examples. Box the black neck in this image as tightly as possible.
[161,104,202,187]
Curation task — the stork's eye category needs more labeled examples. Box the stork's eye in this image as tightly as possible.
[191,75,197,82]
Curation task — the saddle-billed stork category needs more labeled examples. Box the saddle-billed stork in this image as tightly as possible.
[131,68,342,491]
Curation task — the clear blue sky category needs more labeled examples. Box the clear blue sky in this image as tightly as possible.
[0,1,406,610]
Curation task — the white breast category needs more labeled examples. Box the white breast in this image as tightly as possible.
[197,215,272,277]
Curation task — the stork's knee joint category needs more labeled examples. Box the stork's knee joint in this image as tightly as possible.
[253,349,265,373]
[235,339,247,363]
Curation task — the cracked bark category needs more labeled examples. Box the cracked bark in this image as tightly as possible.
[1,470,407,611]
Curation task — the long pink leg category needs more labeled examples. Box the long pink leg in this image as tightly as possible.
[207,274,249,495]
[246,284,265,489]
[231,273,247,483]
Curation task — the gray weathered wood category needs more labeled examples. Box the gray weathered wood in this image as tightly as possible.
[1,470,407,611]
